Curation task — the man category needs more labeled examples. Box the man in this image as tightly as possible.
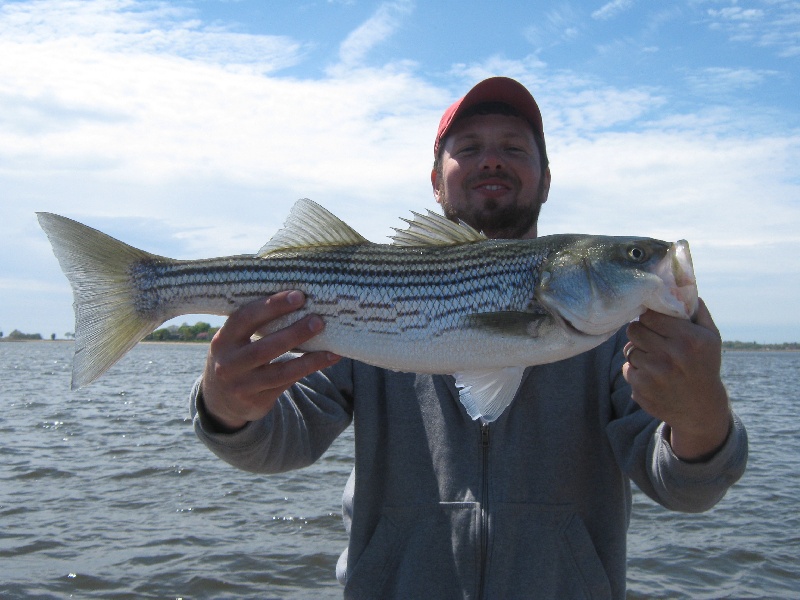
[191,77,748,599]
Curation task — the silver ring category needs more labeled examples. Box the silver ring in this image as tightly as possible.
[624,345,635,360]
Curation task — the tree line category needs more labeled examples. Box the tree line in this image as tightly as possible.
[144,322,220,342]
[721,341,800,351]
[0,322,220,342]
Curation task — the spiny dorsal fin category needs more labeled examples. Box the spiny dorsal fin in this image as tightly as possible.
[390,209,486,246]
[258,198,369,256]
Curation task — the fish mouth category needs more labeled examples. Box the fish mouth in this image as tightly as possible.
[669,240,698,318]
[651,239,698,320]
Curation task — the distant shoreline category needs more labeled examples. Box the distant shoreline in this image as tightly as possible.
[724,347,800,352]
[0,338,75,343]
[721,342,800,352]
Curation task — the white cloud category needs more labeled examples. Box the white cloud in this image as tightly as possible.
[684,66,779,96]
[592,0,636,21]
[548,85,665,136]
[546,126,800,247]
[525,5,586,48]
[337,0,414,68]
[0,0,305,71]
[0,0,441,234]
[702,0,800,57]
[708,6,765,22]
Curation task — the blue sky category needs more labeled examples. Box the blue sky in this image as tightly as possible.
[1,0,798,343]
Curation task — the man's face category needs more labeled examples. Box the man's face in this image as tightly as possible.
[432,113,550,240]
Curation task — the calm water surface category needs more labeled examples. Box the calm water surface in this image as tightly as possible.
[1,342,798,598]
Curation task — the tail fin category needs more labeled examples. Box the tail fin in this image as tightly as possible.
[37,213,166,389]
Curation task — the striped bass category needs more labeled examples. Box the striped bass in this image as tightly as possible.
[37,198,698,421]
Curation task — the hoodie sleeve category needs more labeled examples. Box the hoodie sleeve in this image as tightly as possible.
[646,415,748,512]
[605,331,748,512]
[190,357,354,474]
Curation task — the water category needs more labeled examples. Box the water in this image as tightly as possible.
[1,342,798,599]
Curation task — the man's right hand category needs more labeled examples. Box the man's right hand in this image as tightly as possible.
[200,290,341,432]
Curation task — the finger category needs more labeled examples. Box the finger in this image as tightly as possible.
[240,314,328,373]
[635,309,688,339]
[201,344,340,427]
[692,298,721,337]
[623,342,635,361]
[623,341,648,370]
[621,359,644,394]
[626,318,665,353]
[217,349,338,400]
[217,291,306,346]
[213,313,326,381]
[254,350,341,394]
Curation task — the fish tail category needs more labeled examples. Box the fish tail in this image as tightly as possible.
[37,213,166,389]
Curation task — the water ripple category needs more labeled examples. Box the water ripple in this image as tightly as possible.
[1,343,797,598]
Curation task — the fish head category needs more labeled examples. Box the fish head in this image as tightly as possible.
[535,236,698,336]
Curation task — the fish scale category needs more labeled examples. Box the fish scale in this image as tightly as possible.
[37,198,697,421]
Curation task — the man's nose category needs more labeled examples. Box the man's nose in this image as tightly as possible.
[480,147,504,169]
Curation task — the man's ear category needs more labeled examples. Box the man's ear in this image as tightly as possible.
[540,167,551,204]
[431,167,443,205]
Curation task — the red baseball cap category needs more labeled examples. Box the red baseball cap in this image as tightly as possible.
[434,77,545,158]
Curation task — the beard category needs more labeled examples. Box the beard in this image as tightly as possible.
[438,173,545,239]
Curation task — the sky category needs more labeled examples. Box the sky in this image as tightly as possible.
[1,0,798,343]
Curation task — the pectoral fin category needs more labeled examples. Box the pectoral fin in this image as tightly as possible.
[454,367,525,422]
[462,311,549,338]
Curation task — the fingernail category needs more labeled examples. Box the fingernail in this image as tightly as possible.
[308,316,324,332]
[287,290,304,306]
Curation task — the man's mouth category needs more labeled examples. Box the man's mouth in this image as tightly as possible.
[470,173,517,194]
[473,179,512,193]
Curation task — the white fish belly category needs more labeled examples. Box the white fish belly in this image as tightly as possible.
[297,317,614,374]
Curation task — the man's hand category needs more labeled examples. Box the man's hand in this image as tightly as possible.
[200,290,341,432]
[623,298,732,461]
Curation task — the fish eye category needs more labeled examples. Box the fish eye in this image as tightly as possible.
[627,245,648,262]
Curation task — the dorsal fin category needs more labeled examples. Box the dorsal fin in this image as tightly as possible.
[258,198,369,256]
[390,210,486,246]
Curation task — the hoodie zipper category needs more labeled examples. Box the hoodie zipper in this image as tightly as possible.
[477,421,490,599]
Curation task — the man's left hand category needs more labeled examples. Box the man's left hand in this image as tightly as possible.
[623,298,732,461]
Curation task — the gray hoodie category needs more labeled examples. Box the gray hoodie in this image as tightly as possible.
[191,329,747,599]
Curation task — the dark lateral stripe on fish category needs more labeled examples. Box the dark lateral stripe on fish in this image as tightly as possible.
[129,262,537,311]
[141,259,511,286]
[135,268,530,315]
[153,240,534,272]
[139,256,535,290]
